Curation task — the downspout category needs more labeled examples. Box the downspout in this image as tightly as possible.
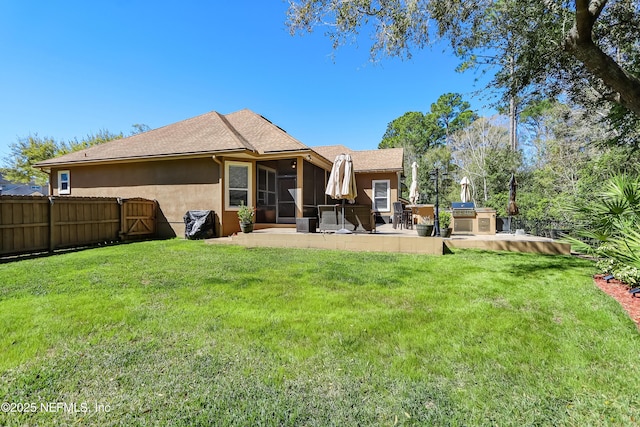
[212,155,223,190]
[48,176,52,197]
[211,155,223,170]
[40,167,52,196]
[212,155,224,236]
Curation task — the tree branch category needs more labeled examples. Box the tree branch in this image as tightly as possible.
[565,0,640,116]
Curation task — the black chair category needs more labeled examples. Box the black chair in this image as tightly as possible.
[403,208,413,230]
[392,202,402,228]
[392,202,405,229]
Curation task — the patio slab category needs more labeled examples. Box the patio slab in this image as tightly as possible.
[206,223,571,255]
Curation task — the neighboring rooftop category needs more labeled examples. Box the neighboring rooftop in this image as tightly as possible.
[0,174,48,196]
[312,145,404,173]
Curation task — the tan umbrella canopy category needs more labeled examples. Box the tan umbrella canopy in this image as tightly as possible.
[460,176,471,203]
[325,153,357,233]
[325,153,357,202]
[409,161,419,204]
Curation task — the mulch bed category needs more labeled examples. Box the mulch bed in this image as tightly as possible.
[593,274,640,328]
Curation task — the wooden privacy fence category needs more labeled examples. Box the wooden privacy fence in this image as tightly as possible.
[0,196,157,256]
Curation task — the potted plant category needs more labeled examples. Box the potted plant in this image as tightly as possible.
[439,210,452,238]
[416,215,434,237]
[237,202,255,233]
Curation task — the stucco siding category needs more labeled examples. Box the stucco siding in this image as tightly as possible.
[356,172,399,213]
[50,158,221,238]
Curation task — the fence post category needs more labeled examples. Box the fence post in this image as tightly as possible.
[118,197,124,241]
[48,196,55,252]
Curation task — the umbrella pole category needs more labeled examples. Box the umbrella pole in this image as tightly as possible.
[336,199,352,234]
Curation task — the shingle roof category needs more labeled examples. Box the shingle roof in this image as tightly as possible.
[224,110,308,154]
[312,145,404,173]
[0,174,48,196]
[36,109,310,167]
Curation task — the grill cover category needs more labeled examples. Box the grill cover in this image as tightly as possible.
[184,210,215,239]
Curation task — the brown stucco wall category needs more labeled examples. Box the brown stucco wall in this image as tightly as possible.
[47,158,401,238]
[356,172,400,215]
[49,157,221,238]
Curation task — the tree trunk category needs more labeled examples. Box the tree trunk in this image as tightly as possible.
[509,95,517,151]
[483,175,488,202]
[509,56,518,151]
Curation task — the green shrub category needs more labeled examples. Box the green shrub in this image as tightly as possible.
[237,202,255,223]
[596,256,640,285]
[439,210,452,228]
[572,175,640,283]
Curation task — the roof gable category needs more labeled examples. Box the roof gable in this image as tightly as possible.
[225,110,309,153]
[36,109,309,167]
[312,145,404,173]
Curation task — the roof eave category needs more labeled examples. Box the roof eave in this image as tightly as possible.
[34,148,255,169]
[33,148,336,170]
[355,168,404,174]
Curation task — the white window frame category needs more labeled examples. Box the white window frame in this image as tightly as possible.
[372,179,390,212]
[58,170,70,195]
[225,161,253,210]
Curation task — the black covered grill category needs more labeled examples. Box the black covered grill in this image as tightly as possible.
[184,210,215,239]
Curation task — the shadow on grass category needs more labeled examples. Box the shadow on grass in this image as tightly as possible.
[0,238,167,265]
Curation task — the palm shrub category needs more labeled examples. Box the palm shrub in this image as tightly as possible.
[571,174,640,283]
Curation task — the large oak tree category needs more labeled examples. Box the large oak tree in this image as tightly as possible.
[287,0,640,137]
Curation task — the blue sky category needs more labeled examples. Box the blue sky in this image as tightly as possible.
[0,1,492,160]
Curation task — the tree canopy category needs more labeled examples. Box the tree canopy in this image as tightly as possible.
[379,95,639,219]
[2,135,58,186]
[378,93,476,203]
[449,115,520,204]
[1,125,147,186]
[379,92,476,156]
[287,0,640,141]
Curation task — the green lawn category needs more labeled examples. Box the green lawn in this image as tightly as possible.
[0,240,638,426]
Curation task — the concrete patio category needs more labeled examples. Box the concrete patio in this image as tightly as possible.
[207,223,571,255]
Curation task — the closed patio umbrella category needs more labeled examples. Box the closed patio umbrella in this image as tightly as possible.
[325,154,343,200]
[460,176,471,203]
[325,153,357,233]
[409,161,419,205]
[508,173,519,216]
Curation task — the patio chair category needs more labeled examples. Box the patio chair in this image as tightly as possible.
[393,202,407,229]
[403,208,413,230]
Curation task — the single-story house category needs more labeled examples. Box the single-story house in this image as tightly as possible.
[35,109,404,238]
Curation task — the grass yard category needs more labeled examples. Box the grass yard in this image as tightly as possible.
[0,240,639,426]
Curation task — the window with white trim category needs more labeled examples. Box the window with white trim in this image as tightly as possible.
[225,161,252,209]
[58,170,70,195]
[372,179,390,212]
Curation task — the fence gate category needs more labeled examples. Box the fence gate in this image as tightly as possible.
[120,198,157,240]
